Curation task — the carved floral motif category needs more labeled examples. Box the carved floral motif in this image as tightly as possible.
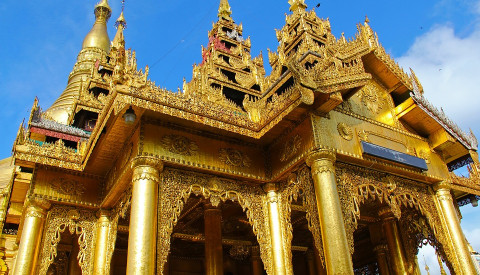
[358,84,382,114]
[337,123,353,141]
[160,134,198,156]
[280,135,302,162]
[49,178,85,197]
[218,148,251,168]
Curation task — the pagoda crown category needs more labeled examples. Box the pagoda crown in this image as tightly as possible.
[183,0,266,121]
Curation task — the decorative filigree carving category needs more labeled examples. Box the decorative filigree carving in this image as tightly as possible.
[337,123,353,141]
[157,168,273,275]
[49,178,85,197]
[39,206,96,275]
[358,84,382,114]
[282,166,325,267]
[280,135,302,162]
[218,148,251,168]
[160,134,198,156]
[335,162,461,272]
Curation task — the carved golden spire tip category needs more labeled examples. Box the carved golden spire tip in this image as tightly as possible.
[289,0,307,12]
[218,0,233,21]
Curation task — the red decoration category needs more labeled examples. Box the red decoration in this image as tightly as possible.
[30,127,82,143]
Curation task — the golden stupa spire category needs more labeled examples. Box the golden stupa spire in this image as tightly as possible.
[82,0,112,53]
[45,0,113,124]
[218,0,233,21]
[289,0,307,12]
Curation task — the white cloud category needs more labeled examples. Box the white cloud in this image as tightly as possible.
[397,21,480,131]
[401,3,480,273]
[418,244,451,275]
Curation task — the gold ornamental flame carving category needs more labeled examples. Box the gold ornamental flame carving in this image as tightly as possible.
[49,178,86,197]
[359,84,382,114]
[218,148,251,168]
[337,123,353,141]
[280,135,302,162]
[161,134,199,156]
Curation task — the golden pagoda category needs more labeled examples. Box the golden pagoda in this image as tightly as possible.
[0,0,479,274]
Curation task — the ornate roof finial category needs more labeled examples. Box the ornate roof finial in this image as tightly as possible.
[82,0,112,53]
[115,11,127,29]
[218,0,233,21]
[112,11,126,48]
[94,0,112,21]
[365,15,370,24]
[289,0,307,12]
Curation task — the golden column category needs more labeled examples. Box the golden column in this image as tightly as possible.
[434,181,478,274]
[263,183,288,275]
[204,203,223,275]
[13,198,50,275]
[379,208,407,274]
[373,244,390,275]
[126,156,163,275]
[251,246,263,275]
[369,223,390,275]
[93,210,111,275]
[306,249,316,275]
[306,149,354,274]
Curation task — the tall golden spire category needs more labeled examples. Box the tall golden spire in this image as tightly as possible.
[218,0,232,21]
[112,11,127,48]
[82,0,112,53]
[288,0,307,12]
[45,0,112,124]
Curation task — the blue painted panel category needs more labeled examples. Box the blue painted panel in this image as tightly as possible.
[361,141,428,171]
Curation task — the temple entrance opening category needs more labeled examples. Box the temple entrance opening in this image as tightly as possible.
[290,196,326,275]
[165,194,264,275]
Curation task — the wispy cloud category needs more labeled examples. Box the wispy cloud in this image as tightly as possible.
[398,1,480,273]
[397,23,480,130]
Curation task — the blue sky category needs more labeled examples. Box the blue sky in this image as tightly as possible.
[0,0,479,273]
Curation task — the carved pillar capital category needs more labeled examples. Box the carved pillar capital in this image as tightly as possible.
[263,183,279,193]
[131,156,163,183]
[373,244,388,254]
[25,197,50,219]
[96,209,111,219]
[433,181,453,202]
[131,156,163,171]
[306,149,336,176]
[96,210,111,226]
[378,207,395,220]
[306,149,336,167]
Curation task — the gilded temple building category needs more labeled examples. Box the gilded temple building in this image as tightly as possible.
[1,0,480,274]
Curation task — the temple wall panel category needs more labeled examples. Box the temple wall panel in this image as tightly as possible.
[103,126,140,196]
[32,168,102,207]
[142,121,266,180]
[268,118,315,179]
[312,106,450,180]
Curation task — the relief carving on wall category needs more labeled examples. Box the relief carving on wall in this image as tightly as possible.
[358,84,382,114]
[280,135,302,162]
[49,178,85,197]
[218,148,251,168]
[337,123,353,141]
[157,168,272,275]
[335,163,460,272]
[39,206,96,275]
[160,134,199,156]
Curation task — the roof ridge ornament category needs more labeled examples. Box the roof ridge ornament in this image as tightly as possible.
[289,0,307,12]
[218,0,233,21]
